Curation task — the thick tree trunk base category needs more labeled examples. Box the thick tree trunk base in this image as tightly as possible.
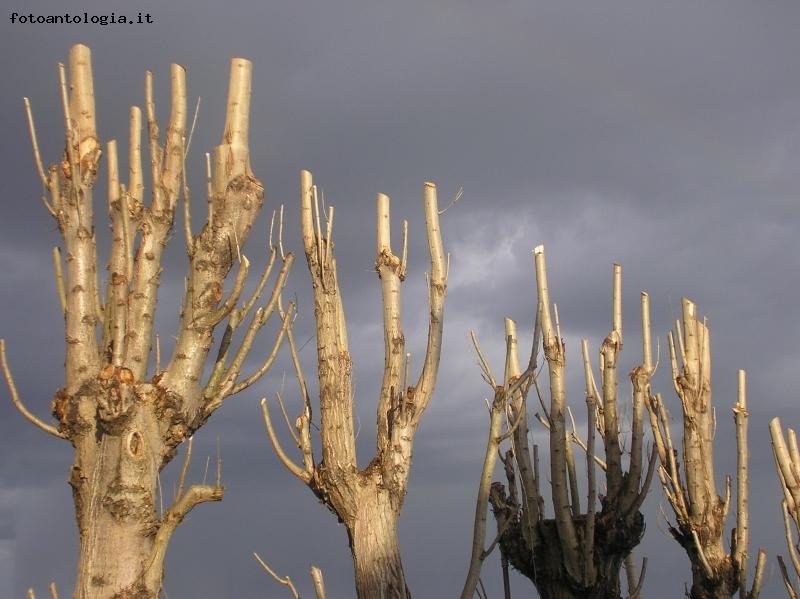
[491,485,645,599]
[669,524,738,599]
[346,491,410,599]
[71,437,160,599]
[63,377,176,599]
[686,552,738,599]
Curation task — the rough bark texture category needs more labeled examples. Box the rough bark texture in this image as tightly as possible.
[3,45,290,599]
[262,173,447,598]
[347,479,409,598]
[647,300,764,599]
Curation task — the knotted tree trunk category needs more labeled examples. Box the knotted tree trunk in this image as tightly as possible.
[262,172,448,598]
[2,45,292,598]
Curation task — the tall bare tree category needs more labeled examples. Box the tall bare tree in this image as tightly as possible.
[463,248,655,599]
[0,44,293,598]
[647,299,765,599]
[261,170,447,597]
[768,418,800,597]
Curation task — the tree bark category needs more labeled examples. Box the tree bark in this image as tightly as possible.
[687,561,737,599]
[347,487,410,599]
[669,525,737,599]
[263,173,448,598]
[60,375,225,599]
[647,300,764,599]
[67,381,163,599]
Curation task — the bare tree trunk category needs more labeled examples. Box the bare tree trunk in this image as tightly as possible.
[262,173,448,598]
[685,560,737,599]
[70,396,160,599]
[348,488,409,599]
[2,45,291,598]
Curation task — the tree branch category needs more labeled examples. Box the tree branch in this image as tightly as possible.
[231,301,296,395]
[411,182,447,425]
[126,64,186,380]
[175,436,194,501]
[22,97,50,197]
[734,369,750,597]
[310,566,327,599]
[777,555,799,599]
[106,140,129,367]
[253,552,300,599]
[461,388,506,599]
[163,57,274,406]
[57,45,102,393]
[533,245,581,579]
[299,169,356,472]
[261,397,312,483]
[749,548,766,599]
[203,254,293,408]
[626,555,647,599]
[0,339,66,439]
[142,484,223,593]
[376,192,406,457]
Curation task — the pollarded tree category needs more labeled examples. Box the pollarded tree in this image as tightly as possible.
[462,248,655,599]
[646,300,765,599]
[261,170,447,598]
[1,45,293,598]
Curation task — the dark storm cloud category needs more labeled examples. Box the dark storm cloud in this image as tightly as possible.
[2,0,800,596]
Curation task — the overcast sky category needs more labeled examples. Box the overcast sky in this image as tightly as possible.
[2,1,800,597]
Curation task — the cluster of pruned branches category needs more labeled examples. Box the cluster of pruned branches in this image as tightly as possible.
[461,248,774,599]
[8,43,800,599]
[261,170,448,597]
[462,249,654,599]
[1,44,298,599]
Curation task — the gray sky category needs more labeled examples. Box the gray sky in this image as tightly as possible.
[2,1,800,597]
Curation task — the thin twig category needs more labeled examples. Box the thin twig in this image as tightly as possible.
[175,437,194,501]
[778,555,799,599]
[470,331,497,388]
[279,204,286,260]
[23,97,51,196]
[438,185,463,215]
[261,397,311,483]
[1,339,66,438]
[276,389,301,446]
[185,97,201,158]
